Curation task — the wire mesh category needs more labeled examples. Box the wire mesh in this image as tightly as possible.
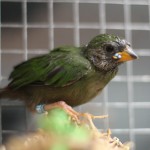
[1,0,150,149]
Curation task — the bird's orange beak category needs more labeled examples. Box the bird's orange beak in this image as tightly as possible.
[113,45,138,62]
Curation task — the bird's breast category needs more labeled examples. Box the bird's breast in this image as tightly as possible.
[59,73,107,106]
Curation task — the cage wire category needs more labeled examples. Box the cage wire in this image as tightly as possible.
[1,0,150,150]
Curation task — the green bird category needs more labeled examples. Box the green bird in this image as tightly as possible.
[0,34,138,114]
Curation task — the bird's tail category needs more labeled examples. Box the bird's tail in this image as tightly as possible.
[0,88,9,100]
[0,87,17,101]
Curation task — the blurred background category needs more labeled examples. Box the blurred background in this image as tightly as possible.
[1,0,150,150]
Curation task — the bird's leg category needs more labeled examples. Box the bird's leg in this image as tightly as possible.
[36,101,81,124]
[35,101,108,129]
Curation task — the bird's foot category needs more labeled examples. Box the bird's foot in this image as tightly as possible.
[36,101,81,124]
[35,101,108,130]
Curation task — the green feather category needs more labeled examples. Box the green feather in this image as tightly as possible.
[9,46,92,89]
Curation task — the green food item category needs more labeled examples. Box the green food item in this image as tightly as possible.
[38,108,90,150]
[38,108,89,139]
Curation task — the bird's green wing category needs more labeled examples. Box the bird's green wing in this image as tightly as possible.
[9,46,92,89]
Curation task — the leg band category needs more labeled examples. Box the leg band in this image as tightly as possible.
[35,104,46,114]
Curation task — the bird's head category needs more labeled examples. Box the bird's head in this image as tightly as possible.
[85,34,138,71]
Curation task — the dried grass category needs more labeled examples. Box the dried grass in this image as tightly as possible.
[0,108,132,150]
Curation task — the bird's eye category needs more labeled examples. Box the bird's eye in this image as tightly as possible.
[105,45,115,53]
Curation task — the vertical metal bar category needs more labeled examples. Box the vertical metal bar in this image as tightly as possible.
[73,0,80,47]
[23,0,28,60]
[22,0,30,130]
[99,0,106,34]
[0,5,2,83]
[0,1,2,143]
[49,0,54,50]
[124,0,135,148]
